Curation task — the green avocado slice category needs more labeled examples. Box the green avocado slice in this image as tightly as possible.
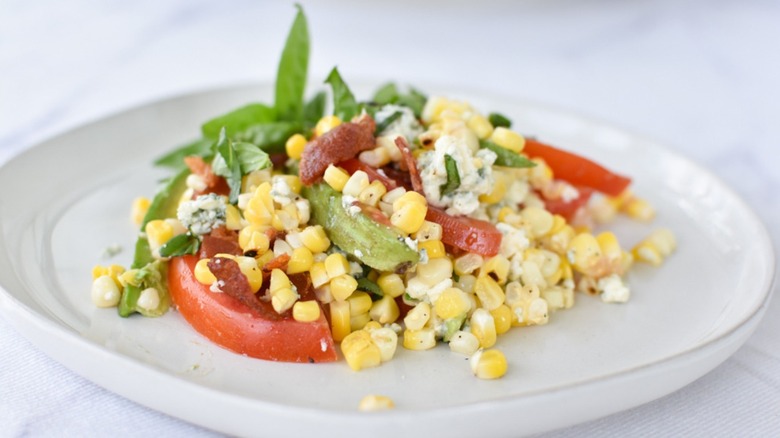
[302,183,419,272]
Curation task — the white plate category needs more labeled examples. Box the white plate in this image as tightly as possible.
[0,83,774,437]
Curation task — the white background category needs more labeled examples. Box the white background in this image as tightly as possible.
[1,0,778,436]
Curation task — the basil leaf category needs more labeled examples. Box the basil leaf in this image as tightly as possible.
[440,154,461,196]
[141,167,191,228]
[303,91,327,128]
[397,87,427,118]
[480,140,536,168]
[235,121,303,154]
[233,142,272,174]
[325,67,359,121]
[212,128,243,204]
[374,111,403,135]
[357,277,383,299]
[153,138,213,170]
[159,233,201,258]
[488,112,512,128]
[201,103,276,139]
[275,5,310,122]
[373,83,399,104]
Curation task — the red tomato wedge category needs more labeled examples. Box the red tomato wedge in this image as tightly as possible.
[542,186,594,221]
[338,159,399,190]
[169,255,337,363]
[426,207,502,257]
[523,139,631,196]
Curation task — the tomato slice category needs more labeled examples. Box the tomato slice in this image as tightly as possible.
[426,207,502,257]
[168,255,337,363]
[523,139,631,197]
[541,186,594,221]
[338,159,399,190]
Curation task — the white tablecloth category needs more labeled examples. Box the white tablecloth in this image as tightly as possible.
[1,0,778,436]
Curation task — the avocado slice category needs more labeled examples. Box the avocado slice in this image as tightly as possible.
[303,183,419,272]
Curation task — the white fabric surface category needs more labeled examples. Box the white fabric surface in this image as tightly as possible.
[1,0,778,436]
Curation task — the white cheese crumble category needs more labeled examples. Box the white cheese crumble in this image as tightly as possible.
[375,104,424,140]
[177,193,227,235]
[496,222,530,259]
[598,274,631,303]
[417,135,497,216]
[270,175,295,206]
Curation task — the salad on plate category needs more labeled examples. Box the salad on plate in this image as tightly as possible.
[90,6,675,382]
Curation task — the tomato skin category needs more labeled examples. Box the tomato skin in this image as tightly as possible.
[168,255,337,363]
[426,207,502,257]
[523,139,631,196]
[542,186,594,221]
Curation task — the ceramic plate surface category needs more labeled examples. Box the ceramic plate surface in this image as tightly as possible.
[0,83,774,437]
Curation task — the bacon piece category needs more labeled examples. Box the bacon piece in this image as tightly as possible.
[299,115,377,185]
[394,137,424,194]
[208,257,281,320]
[184,155,231,197]
[263,253,291,272]
[199,226,242,259]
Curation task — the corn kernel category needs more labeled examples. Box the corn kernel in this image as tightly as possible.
[490,305,513,335]
[241,170,271,194]
[454,253,484,276]
[285,133,307,160]
[392,191,427,212]
[350,312,372,331]
[358,180,387,207]
[474,276,505,311]
[456,274,477,294]
[413,221,443,242]
[314,115,342,137]
[489,127,525,153]
[287,247,314,274]
[131,197,151,226]
[369,295,400,324]
[416,257,454,286]
[404,302,432,331]
[568,233,602,274]
[269,268,291,293]
[271,287,298,314]
[292,300,321,322]
[330,300,351,341]
[622,197,655,221]
[541,285,575,311]
[449,330,480,356]
[466,114,494,139]
[238,225,270,253]
[521,206,554,238]
[342,170,370,197]
[91,275,121,308]
[331,274,358,301]
[480,255,510,285]
[236,256,263,293]
[377,273,405,298]
[348,291,373,316]
[358,395,395,411]
[145,219,174,248]
[91,264,125,286]
[341,330,381,371]
[310,262,329,288]
[300,225,331,253]
[645,228,677,256]
[403,328,436,351]
[369,327,398,362]
[323,165,350,192]
[418,240,446,260]
[243,183,275,226]
[470,349,508,379]
[520,260,547,289]
[325,253,350,279]
[479,172,508,204]
[359,147,392,168]
[434,288,471,320]
[632,242,663,266]
[470,308,497,348]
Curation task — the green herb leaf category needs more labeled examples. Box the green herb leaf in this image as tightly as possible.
[357,277,383,299]
[232,142,272,174]
[372,83,399,104]
[374,111,403,135]
[159,233,201,258]
[325,67,359,121]
[212,128,243,204]
[371,83,427,118]
[153,138,213,170]
[488,112,512,128]
[201,103,276,140]
[275,5,310,122]
[303,91,327,128]
[234,121,303,154]
[440,154,461,196]
[480,140,536,168]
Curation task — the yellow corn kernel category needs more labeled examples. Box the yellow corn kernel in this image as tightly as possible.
[434,288,471,320]
[348,291,373,316]
[341,171,369,198]
[369,295,400,324]
[645,228,677,256]
[91,264,125,286]
[131,197,151,226]
[241,170,271,193]
[489,127,525,153]
[471,349,508,379]
[490,305,513,335]
[568,233,602,274]
[404,302,432,331]
[300,225,330,253]
[521,206,554,238]
[392,191,427,212]
[377,275,404,301]
[350,312,372,331]
[480,255,511,285]
[236,256,263,293]
[358,395,395,411]
[541,285,575,311]
[359,147,392,168]
[391,204,426,235]
[363,321,382,331]
[402,328,437,351]
[413,220,443,242]
[456,274,477,294]
[238,225,270,253]
[285,133,307,160]
[479,172,508,204]
[323,165,350,192]
[341,329,381,371]
[325,253,350,279]
[330,300,351,341]
[255,249,274,269]
[269,268,291,293]
[466,114,494,140]
[145,219,174,248]
[454,253,484,276]
[314,115,342,137]
[287,247,314,274]
[470,308,497,348]
[358,180,387,207]
[292,300,321,322]
[310,262,330,288]
[416,257,454,286]
[91,275,121,307]
[418,240,446,260]
[331,274,358,301]
[369,327,398,362]
[474,276,505,311]
[243,183,275,226]
[596,231,623,262]
[632,242,663,266]
[271,287,298,314]
[622,197,655,221]
[496,206,515,223]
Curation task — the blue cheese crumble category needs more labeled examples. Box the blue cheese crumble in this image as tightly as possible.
[375,104,424,140]
[177,193,227,235]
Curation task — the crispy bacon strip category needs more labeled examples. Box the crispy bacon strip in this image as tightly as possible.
[184,155,231,197]
[208,257,280,320]
[299,115,377,185]
[394,137,424,194]
[199,227,242,259]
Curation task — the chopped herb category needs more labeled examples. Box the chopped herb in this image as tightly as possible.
[357,277,383,299]
[374,111,403,135]
[440,154,461,196]
[159,233,201,258]
[480,139,536,168]
[488,112,512,128]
